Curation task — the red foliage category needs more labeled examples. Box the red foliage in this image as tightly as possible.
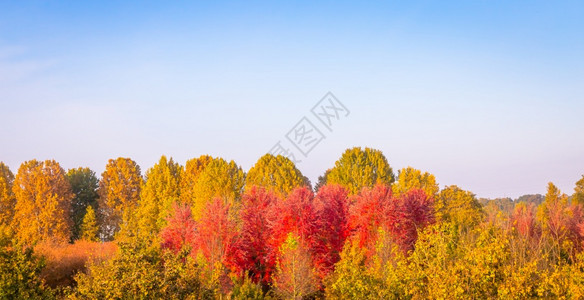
[567,204,584,252]
[160,203,197,253]
[269,187,317,250]
[193,198,237,266]
[231,186,280,285]
[511,203,539,238]
[348,184,393,251]
[386,189,435,253]
[311,184,349,279]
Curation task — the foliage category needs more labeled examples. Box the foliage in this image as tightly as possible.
[0,162,15,227]
[12,159,74,245]
[160,203,197,254]
[80,206,99,242]
[66,167,99,241]
[191,157,245,220]
[387,189,435,253]
[136,155,182,239]
[272,233,318,300]
[246,154,308,198]
[327,147,395,195]
[573,175,584,205]
[392,167,439,198]
[0,241,54,299]
[435,185,483,232]
[180,155,213,205]
[98,158,142,241]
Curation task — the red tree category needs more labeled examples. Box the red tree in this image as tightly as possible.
[312,184,349,279]
[160,203,197,253]
[348,184,393,252]
[231,186,280,285]
[269,186,317,250]
[194,198,237,267]
[386,189,435,253]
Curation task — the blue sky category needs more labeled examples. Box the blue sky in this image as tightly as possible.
[1,1,583,198]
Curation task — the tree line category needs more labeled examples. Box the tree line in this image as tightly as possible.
[1,147,584,299]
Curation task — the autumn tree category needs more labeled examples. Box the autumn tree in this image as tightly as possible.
[232,187,280,285]
[12,160,73,245]
[246,154,308,198]
[387,189,435,253]
[180,155,213,205]
[392,167,439,197]
[314,169,331,193]
[191,157,244,220]
[80,205,99,242]
[435,185,483,231]
[273,233,319,299]
[66,167,99,241]
[327,147,395,195]
[348,184,393,253]
[136,156,182,239]
[160,203,197,254]
[97,157,142,240]
[0,162,15,227]
[312,184,349,279]
[573,175,584,205]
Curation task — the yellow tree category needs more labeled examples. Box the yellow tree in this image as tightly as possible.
[435,185,483,231]
[392,167,439,197]
[66,167,99,240]
[12,160,73,244]
[0,162,15,227]
[80,205,99,242]
[97,158,142,240]
[246,154,308,198]
[327,147,395,195]
[191,157,245,220]
[136,155,182,238]
[180,155,213,205]
[573,175,584,205]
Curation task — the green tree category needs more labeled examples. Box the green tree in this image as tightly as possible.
[246,154,307,198]
[327,147,395,195]
[191,157,245,220]
[12,160,73,245]
[573,175,584,205]
[392,167,439,197]
[180,155,213,205]
[435,185,483,231]
[66,167,99,241]
[136,156,182,239]
[80,205,99,242]
[0,162,15,227]
[98,158,142,241]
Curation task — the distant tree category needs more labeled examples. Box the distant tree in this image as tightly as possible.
[66,167,99,241]
[435,185,483,231]
[573,175,584,205]
[191,157,244,220]
[80,206,99,242]
[12,160,73,245]
[97,158,142,241]
[314,169,331,193]
[180,155,213,205]
[0,162,15,227]
[515,194,544,207]
[137,156,182,239]
[392,167,439,197]
[246,154,308,198]
[327,147,394,195]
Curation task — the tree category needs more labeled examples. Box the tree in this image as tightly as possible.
[386,189,435,253]
[327,147,395,195]
[66,167,99,241]
[314,169,331,193]
[573,175,584,205]
[392,167,439,197]
[137,156,182,239]
[312,184,349,279]
[80,206,99,242]
[232,187,280,285]
[97,158,142,241]
[0,240,53,299]
[191,157,245,220]
[0,162,15,226]
[246,154,308,198]
[160,203,197,254]
[12,160,73,245]
[435,185,483,231]
[180,155,213,205]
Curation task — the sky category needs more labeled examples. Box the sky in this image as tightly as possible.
[1,1,583,199]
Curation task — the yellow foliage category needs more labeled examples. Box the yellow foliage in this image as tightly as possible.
[246,154,307,199]
[392,167,439,198]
